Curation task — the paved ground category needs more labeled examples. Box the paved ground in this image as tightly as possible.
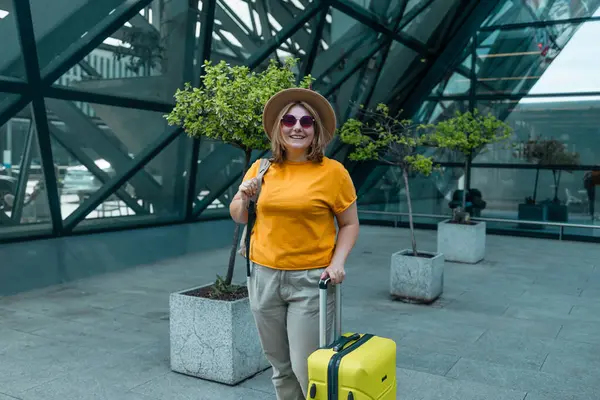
[1,225,600,399]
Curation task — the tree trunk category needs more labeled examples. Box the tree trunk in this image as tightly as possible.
[552,169,562,203]
[402,168,418,257]
[224,150,253,286]
[532,167,540,202]
[462,159,468,211]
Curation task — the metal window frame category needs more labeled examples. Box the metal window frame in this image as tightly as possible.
[329,0,432,57]
[13,0,63,233]
[345,0,504,192]
[2,0,158,241]
[482,15,600,31]
[184,0,218,220]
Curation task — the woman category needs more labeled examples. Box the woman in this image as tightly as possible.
[229,87,360,400]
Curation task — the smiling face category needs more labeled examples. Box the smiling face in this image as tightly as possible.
[279,104,315,153]
[269,101,328,163]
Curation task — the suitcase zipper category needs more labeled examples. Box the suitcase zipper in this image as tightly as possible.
[327,334,374,400]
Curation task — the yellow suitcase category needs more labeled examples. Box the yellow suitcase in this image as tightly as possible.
[306,277,397,399]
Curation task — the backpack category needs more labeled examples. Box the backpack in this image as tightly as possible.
[238,158,271,278]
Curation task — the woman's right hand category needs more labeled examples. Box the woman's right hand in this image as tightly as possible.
[238,178,259,201]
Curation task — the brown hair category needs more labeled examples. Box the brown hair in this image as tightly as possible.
[269,101,330,164]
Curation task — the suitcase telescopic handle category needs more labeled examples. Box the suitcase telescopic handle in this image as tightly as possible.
[318,276,342,348]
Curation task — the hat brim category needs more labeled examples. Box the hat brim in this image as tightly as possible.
[262,88,336,144]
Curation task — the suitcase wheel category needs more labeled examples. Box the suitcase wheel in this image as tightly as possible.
[309,383,316,398]
[348,392,354,400]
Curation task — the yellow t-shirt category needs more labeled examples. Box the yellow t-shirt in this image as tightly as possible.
[243,156,357,271]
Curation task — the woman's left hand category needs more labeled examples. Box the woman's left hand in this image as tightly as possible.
[321,263,346,284]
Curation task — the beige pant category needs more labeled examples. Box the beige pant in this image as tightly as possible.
[248,262,335,400]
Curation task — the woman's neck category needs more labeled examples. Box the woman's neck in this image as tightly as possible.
[285,149,308,162]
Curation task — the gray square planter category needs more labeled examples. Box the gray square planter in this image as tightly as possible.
[169,284,270,385]
[437,219,486,264]
[390,249,444,304]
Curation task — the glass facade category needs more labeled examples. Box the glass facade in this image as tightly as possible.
[358,0,600,241]
[1,0,599,243]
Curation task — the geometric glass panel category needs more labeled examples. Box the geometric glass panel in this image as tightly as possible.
[0,104,53,240]
[0,8,26,79]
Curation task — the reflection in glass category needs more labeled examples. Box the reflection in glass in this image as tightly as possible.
[49,1,336,104]
[52,2,178,103]
[313,12,377,89]
[438,71,471,97]
[72,133,190,230]
[191,138,256,215]
[59,157,136,220]
[40,99,187,224]
[402,0,433,20]
[357,164,462,217]
[366,41,418,111]
[0,93,21,120]
[210,0,332,71]
[0,7,26,79]
[414,100,468,125]
[30,0,133,74]
[471,167,598,230]
[482,0,600,27]
[402,0,459,43]
[0,108,53,239]
[476,18,600,96]
[474,98,600,166]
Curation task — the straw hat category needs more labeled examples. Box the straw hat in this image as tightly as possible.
[262,88,336,144]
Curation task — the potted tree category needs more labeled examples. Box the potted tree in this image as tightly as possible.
[520,137,579,222]
[515,138,548,228]
[164,57,313,384]
[425,109,512,264]
[340,103,444,304]
[545,142,579,222]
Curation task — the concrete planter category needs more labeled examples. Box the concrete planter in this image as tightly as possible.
[517,203,547,229]
[169,284,269,385]
[437,219,486,264]
[547,203,568,222]
[390,249,444,304]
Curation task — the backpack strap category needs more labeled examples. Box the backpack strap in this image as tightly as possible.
[245,158,271,277]
[258,158,271,174]
[252,158,271,200]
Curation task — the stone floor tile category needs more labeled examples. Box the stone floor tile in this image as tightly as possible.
[524,390,597,400]
[0,307,69,334]
[0,394,23,400]
[446,358,597,399]
[130,372,273,400]
[397,367,526,400]
[1,226,600,399]
[396,346,460,376]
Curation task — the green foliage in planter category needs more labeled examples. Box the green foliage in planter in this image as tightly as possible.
[210,275,246,299]
[424,109,512,221]
[164,57,314,292]
[340,103,439,257]
[167,58,313,154]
